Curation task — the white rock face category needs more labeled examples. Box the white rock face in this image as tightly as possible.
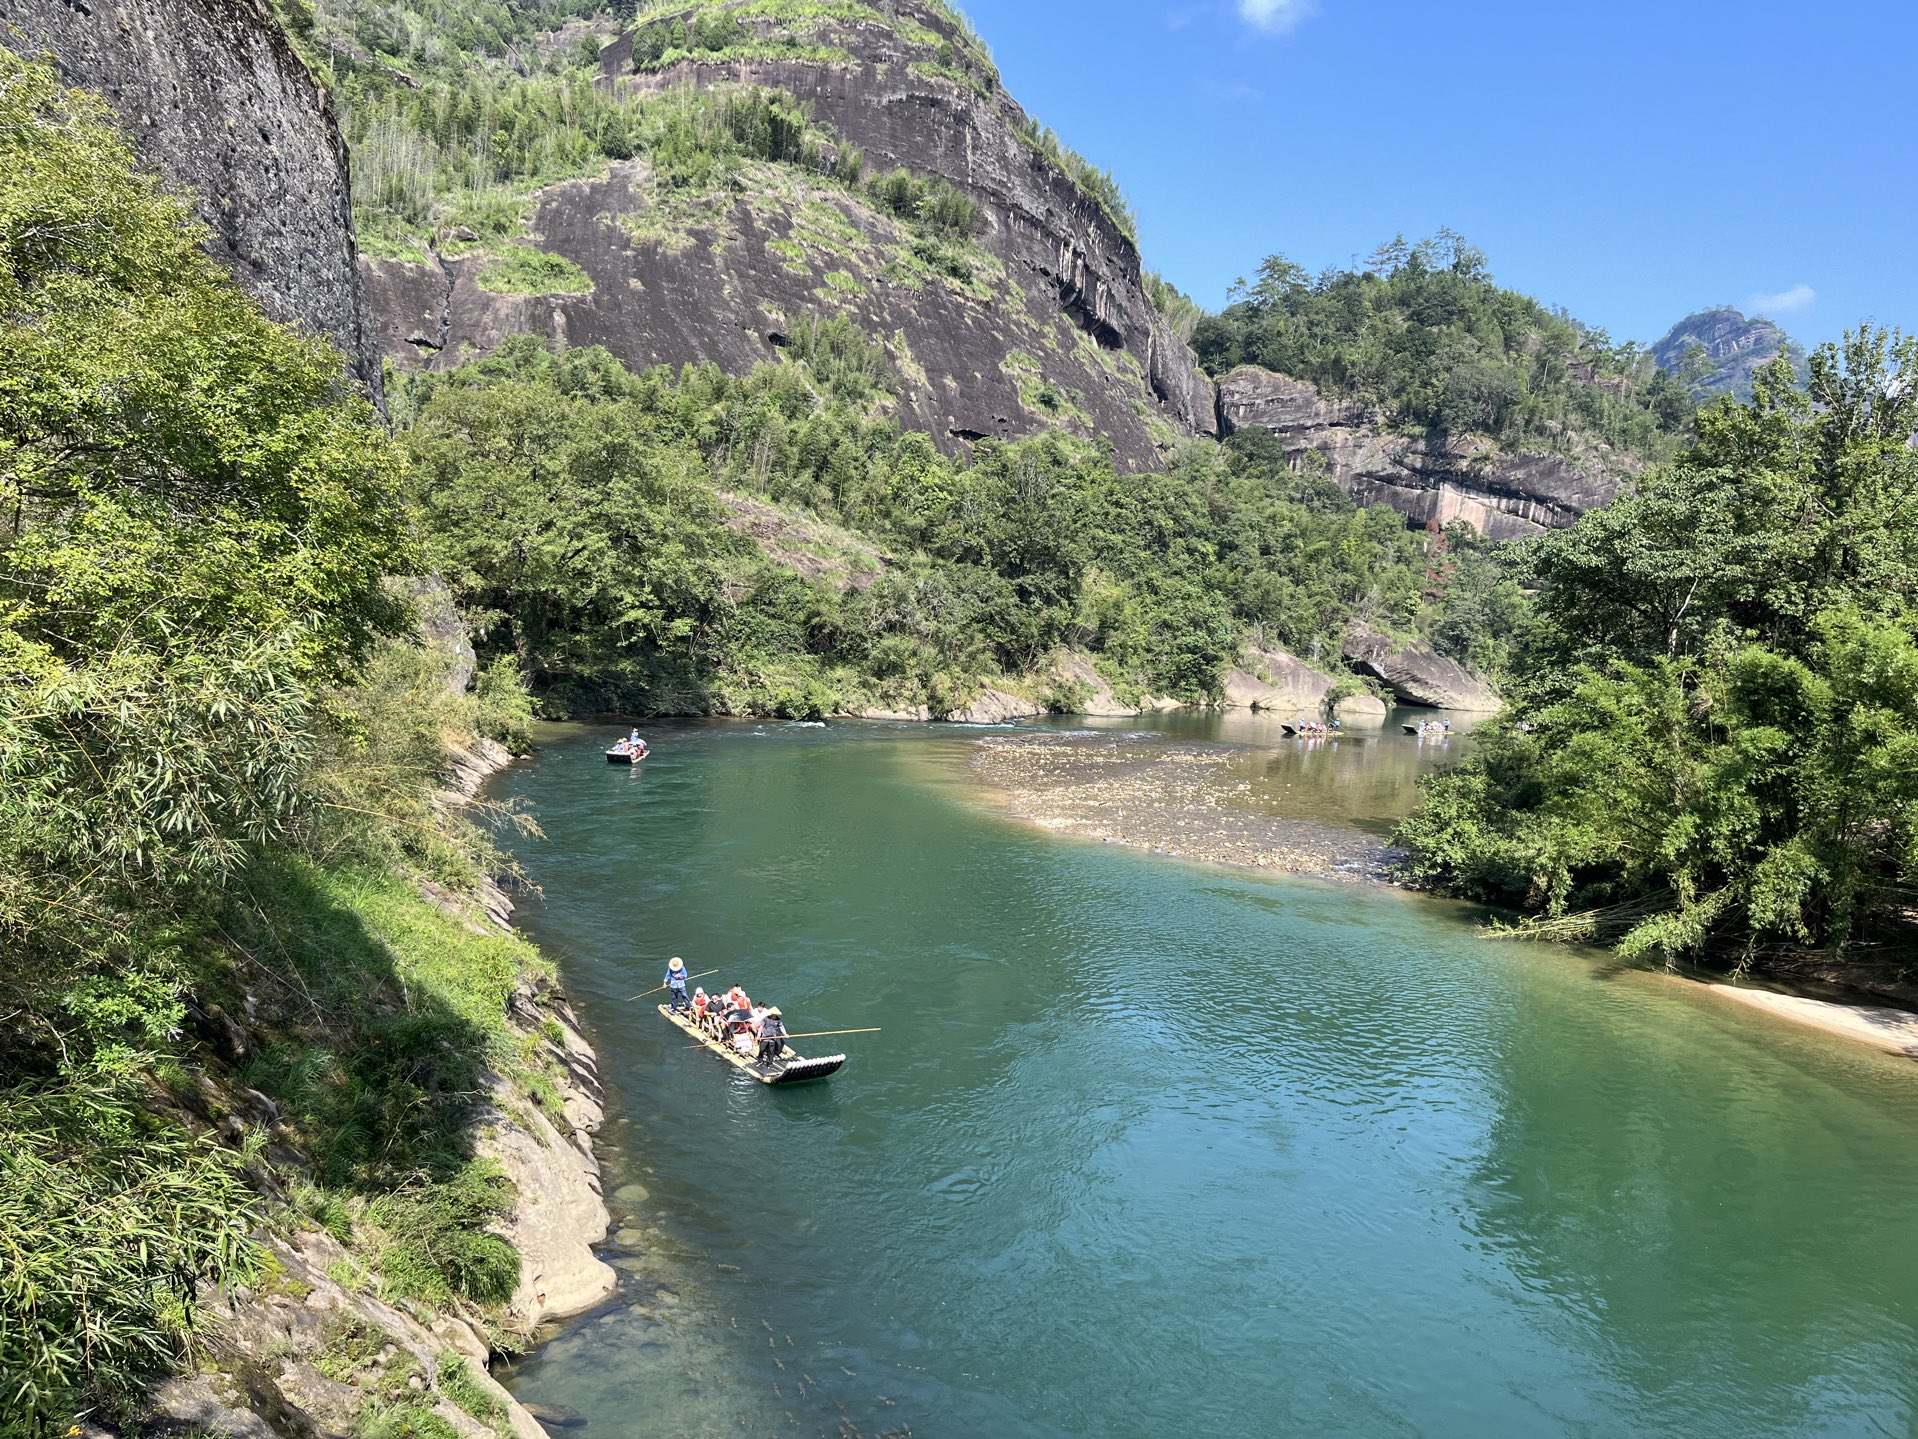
[948,687,1044,724]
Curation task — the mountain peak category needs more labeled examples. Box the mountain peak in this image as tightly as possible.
[1653,307,1807,403]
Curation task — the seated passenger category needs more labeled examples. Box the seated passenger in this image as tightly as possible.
[757,1007,788,1063]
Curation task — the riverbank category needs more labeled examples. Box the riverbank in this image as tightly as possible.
[124,735,615,1439]
[962,721,1918,1065]
[1696,982,1918,1059]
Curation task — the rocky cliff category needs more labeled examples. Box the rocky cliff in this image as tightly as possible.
[1215,366,1625,538]
[0,0,381,395]
[361,0,1213,470]
[1654,306,1807,404]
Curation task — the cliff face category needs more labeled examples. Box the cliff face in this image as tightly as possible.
[1216,366,1624,538]
[361,0,1213,470]
[0,0,381,396]
[1654,306,1806,404]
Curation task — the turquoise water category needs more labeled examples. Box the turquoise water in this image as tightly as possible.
[492,720,1918,1438]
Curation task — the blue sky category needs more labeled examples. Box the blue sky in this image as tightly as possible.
[957,0,1915,348]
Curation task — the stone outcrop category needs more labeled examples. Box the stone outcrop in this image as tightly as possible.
[948,686,1042,724]
[1043,650,1143,717]
[1334,692,1388,725]
[491,983,617,1333]
[1,0,381,396]
[1236,646,1338,712]
[1342,625,1501,712]
[362,1,1213,470]
[1216,366,1624,537]
[1653,306,1807,403]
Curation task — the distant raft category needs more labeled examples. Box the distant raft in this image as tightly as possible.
[658,1004,846,1086]
[607,736,650,764]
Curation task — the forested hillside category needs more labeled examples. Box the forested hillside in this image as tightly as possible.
[393,329,1524,716]
[0,46,590,1436]
[1195,233,1696,459]
[258,0,1526,715]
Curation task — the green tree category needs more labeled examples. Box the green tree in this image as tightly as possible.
[1400,330,1918,962]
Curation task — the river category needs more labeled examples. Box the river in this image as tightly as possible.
[490,717,1918,1438]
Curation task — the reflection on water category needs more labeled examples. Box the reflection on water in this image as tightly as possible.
[491,720,1918,1439]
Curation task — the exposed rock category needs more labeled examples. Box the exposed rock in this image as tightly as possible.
[484,996,617,1333]
[1334,692,1388,725]
[947,687,1042,724]
[1219,667,1281,709]
[143,1377,278,1439]
[3,0,381,397]
[1341,625,1501,712]
[404,575,479,696]
[715,490,891,593]
[363,1,1213,471]
[187,1230,552,1439]
[1043,649,1142,717]
[853,704,934,721]
[1216,366,1625,537]
[1238,646,1338,711]
[1654,306,1808,403]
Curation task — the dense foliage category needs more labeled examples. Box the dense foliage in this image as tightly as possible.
[0,51,549,1431]
[397,330,1511,717]
[1399,334,1918,963]
[1193,232,1696,459]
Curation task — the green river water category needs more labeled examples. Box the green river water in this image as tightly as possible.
[491,717,1918,1438]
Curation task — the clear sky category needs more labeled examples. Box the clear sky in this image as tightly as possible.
[956,0,1915,349]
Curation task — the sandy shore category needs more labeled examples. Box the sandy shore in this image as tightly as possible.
[1697,983,1918,1059]
[970,731,1403,882]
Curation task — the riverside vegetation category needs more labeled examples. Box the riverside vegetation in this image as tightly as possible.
[1398,336,1918,971]
[10,0,1918,1428]
[0,51,557,1435]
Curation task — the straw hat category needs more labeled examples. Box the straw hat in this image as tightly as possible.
[668,957,685,971]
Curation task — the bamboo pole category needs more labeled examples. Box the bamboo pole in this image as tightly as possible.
[628,968,720,1000]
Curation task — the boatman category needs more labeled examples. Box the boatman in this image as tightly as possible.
[757,1006,788,1064]
[664,957,691,1013]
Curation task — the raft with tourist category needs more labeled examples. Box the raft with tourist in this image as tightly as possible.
[650,968,861,1085]
[1282,719,1341,739]
[1404,719,1453,740]
[607,728,651,764]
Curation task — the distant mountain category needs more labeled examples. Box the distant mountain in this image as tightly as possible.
[1654,307,1807,403]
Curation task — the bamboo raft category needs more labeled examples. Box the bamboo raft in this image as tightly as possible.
[657,1004,847,1085]
[606,738,650,765]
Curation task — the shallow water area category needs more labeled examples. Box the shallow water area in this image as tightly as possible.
[491,717,1918,1438]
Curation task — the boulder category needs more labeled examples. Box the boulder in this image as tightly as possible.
[1341,626,1502,712]
[1220,667,1282,709]
[947,688,1043,724]
[854,704,933,722]
[1334,692,1388,725]
[1043,650,1141,717]
[1239,646,1339,710]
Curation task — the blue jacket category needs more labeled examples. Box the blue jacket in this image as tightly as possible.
[665,967,688,990]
